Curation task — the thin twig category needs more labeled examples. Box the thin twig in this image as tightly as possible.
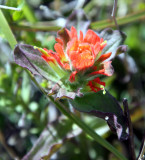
[123,98,136,160]
[111,0,120,30]
[91,10,145,30]
[0,5,21,11]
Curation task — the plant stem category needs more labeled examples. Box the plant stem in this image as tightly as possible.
[123,98,136,160]
[0,9,128,160]
[0,5,21,11]
[9,10,145,32]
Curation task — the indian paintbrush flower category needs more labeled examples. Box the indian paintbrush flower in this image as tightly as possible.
[37,26,113,98]
[13,27,129,140]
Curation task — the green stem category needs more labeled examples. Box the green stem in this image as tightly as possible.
[0,9,127,160]
[22,0,37,23]
[90,10,145,30]
[0,9,17,49]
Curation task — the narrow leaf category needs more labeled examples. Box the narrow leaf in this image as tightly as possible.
[22,118,82,160]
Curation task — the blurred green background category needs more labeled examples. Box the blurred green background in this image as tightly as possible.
[0,0,145,159]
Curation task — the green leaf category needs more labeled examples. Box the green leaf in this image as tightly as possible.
[69,91,129,140]
[12,10,24,21]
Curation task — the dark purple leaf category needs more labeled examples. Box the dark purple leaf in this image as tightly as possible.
[57,28,70,47]
[115,45,128,56]
[14,44,59,82]
[69,90,129,140]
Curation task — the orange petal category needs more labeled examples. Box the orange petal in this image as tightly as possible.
[53,54,69,70]
[67,38,79,54]
[94,43,101,56]
[68,51,78,60]
[63,63,70,70]
[54,43,66,60]
[41,48,55,60]
[97,52,112,62]
[41,55,56,63]
[70,26,78,39]
[90,69,105,75]
[84,30,100,45]
[100,38,104,43]
[55,38,63,46]
[79,31,83,41]
[43,48,54,54]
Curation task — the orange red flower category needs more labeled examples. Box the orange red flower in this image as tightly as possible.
[40,27,114,93]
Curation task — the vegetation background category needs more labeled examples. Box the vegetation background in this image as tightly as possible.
[0,0,145,159]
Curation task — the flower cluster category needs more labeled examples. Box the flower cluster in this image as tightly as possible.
[14,27,128,141]
[38,27,113,95]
